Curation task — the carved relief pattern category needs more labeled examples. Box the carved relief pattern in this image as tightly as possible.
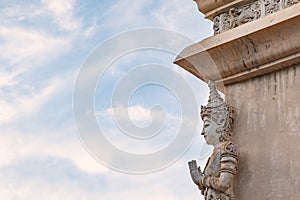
[264,0,281,15]
[213,16,220,34]
[221,13,231,33]
[213,0,299,34]
[281,0,300,8]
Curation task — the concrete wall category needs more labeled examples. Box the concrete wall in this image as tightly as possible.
[226,65,300,199]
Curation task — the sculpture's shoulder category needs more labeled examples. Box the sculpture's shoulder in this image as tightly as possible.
[220,141,238,158]
[219,141,238,175]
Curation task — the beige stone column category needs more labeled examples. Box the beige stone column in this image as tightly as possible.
[175,1,300,199]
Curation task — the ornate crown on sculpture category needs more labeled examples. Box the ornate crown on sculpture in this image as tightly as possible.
[201,81,234,141]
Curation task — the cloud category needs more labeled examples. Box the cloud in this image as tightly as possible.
[0,25,73,100]
[104,104,164,127]
[0,0,110,179]
[95,104,180,153]
[0,122,109,175]
[0,156,106,200]
[96,0,212,40]
[0,1,81,122]
[0,68,18,87]
[0,154,204,200]
[0,74,68,123]
[84,17,97,38]
[1,3,41,22]
[40,0,81,31]
[151,0,213,39]
[99,0,149,27]
[0,69,109,174]
[94,103,201,162]
[0,26,68,67]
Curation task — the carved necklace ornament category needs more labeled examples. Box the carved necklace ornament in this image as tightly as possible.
[188,81,238,200]
[213,0,299,34]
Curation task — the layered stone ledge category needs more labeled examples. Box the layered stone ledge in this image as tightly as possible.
[174,3,300,87]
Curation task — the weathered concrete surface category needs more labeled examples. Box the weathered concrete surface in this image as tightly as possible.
[226,65,300,199]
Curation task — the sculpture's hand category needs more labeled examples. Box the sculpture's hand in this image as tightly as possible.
[188,160,198,171]
[188,160,203,187]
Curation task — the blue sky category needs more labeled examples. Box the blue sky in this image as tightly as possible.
[0,0,214,199]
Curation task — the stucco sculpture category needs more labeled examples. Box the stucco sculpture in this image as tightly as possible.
[188,81,238,200]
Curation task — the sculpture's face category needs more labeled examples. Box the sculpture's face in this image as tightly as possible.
[201,116,220,146]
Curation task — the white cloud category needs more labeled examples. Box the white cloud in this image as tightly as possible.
[100,0,148,27]
[98,0,212,40]
[0,26,68,67]
[152,0,213,39]
[0,25,72,95]
[0,68,18,88]
[0,0,108,178]
[1,4,41,22]
[0,156,203,200]
[0,76,61,123]
[94,104,200,157]
[0,70,109,174]
[84,17,97,38]
[105,104,162,127]
[0,68,109,173]
[41,0,80,31]
[0,125,109,175]
[0,155,106,200]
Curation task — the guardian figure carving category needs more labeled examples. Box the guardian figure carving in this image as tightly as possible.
[188,81,238,200]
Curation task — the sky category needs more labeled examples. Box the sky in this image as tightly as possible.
[0,0,214,199]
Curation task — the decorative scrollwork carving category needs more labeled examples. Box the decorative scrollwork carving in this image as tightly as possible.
[264,0,281,15]
[213,16,221,34]
[281,0,300,8]
[213,0,299,35]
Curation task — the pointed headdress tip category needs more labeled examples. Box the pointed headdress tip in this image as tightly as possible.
[200,80,232,119]
[207,80,225,108]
